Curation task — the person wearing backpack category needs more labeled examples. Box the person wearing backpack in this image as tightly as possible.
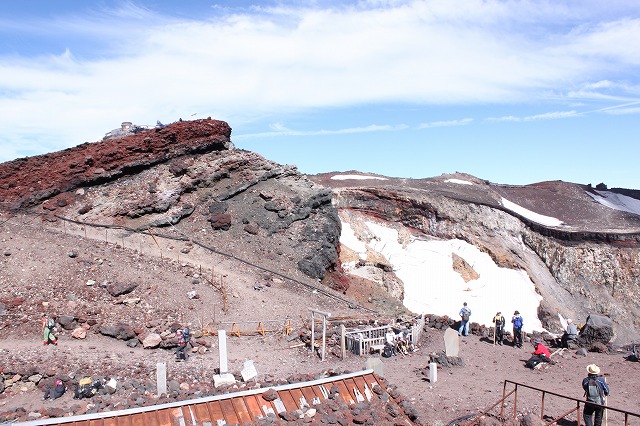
[43,316,57,345]
[175,327,191,361]
[458,302,471,336]
[511,311,523,348]
[582,364,609,426]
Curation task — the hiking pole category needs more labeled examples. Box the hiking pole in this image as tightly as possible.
[493,325,496,346]
[604,376,608,426]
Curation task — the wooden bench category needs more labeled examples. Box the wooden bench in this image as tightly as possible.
[370,344,385,355]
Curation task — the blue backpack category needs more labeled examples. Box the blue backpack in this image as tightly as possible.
[513,316,523,328]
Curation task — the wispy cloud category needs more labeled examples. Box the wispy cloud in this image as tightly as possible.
[235,122,408,139]
[418,118,473,129]
[487,111,580,122]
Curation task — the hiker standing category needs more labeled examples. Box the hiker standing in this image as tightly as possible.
[43,316,57,345]
[458,302,471,336]
[511,311,523,348]
[526,338,552,368]
[175,327,191,361]
[493,312,505,345]
[561,318,579,348]
[582,364,609,426]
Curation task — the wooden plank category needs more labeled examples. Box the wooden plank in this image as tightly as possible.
[87,420,103,426]
[278,389,298,412]
[289,387,309,410]
[256,393,278,418]
[167,407,185,426]
[102,417,118,426]
[334,380,355,405]
[155,408,173,426]
[344,378,364,403]
[193,401,212,424]
[142,412,158,426]
[115,414,132,426]
[205,401,226,423]
[353,375,373,401]
[231,397,254,424]
[182,405,199,426]
[219,398,241,424]
[300,385,321,405]
[130,412,146,426]
[243,395,266,421]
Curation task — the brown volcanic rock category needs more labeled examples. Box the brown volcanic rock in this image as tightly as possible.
[0,118,232,208]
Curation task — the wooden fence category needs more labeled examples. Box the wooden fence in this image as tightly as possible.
[342,314,426,356]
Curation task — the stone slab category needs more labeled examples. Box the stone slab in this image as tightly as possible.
[444,328,460,357]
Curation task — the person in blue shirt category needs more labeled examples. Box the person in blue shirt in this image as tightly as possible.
[511,311,524,348]
[458,302,471,336]
[582,364,610,426]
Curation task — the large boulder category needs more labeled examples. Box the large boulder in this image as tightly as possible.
[106,282,139,297]
[577,314,614,346]
[100,323,136,340]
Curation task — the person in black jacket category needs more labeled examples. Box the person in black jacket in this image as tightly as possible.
[492,312,505,345]
[42,380,66,400]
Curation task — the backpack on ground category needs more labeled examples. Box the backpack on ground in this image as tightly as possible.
[382,343,393,358]
[586,377,604,405]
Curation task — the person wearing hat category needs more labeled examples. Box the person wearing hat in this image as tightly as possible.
[511,310,524,348]
[526,338,552,368]
[561,318,579,348]
[42,379,66,400]
[582,364,610,426]
[492,312,506,345]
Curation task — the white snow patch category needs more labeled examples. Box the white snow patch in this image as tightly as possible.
[501,197,564,227]
[587,190,640,216]
[445,179,473,185]
[331,174,387,181]
[339,221,367,254]
[341,220,544,333]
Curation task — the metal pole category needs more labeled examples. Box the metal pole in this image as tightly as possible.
[513,385,518,419]
[541,391,546,419]
[321,314,327,361]
[577,401,581,426]
[311,312,315,355]
[500,381,507,418]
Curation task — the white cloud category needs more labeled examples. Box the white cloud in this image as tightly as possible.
[418,118,473,129]
[1,1,640,160]
[234,123,408,139]
[487,110,580,122]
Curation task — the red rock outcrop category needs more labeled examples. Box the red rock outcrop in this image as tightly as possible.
[0,118,232,208]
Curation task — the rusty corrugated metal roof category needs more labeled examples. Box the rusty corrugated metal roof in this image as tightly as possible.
[16,370,414,426]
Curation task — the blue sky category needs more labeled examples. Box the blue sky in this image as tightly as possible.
[1,1,639,188]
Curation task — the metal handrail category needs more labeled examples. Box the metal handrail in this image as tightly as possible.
[464,380,640,426]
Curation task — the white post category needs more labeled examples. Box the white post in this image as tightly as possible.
[310,311,315,355]
[429,362,438,383]
[219,329,228,374]
[322,314,327,361]
[156,362,167,396]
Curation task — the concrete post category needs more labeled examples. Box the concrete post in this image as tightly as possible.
[156,362,167,396]
[429,362,438,383]
[340,324,346,359]
[219,329,228,374]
